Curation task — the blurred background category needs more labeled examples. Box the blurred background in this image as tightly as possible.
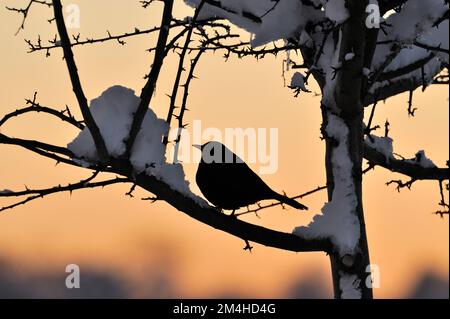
[0,0,448,298]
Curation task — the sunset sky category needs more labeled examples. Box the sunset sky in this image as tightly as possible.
[0,0,448,298]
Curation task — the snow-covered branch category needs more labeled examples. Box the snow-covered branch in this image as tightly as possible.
[128,162,331,253]
[363,139,449,181]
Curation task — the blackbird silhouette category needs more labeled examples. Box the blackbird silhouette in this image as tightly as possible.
[194,141,308,212]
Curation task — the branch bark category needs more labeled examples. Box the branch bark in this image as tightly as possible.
[126,0,174,155]
[363,143,449,181]
[52,0,109,162]
[330,0,372,299]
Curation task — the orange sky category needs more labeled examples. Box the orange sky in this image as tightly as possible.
[0,0,448,298]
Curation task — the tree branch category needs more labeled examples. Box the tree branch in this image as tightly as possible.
[0,94,84,130]
[376,53,436,82]
[363,143,449,181]
[6,0,52,35]
[125,0,174,156]
[52,0,109,162]
[0,133,73,158]
[133,170,331,253]
[164,0,206,145]
[0,172,129,212]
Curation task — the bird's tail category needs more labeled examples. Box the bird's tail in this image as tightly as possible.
[273,192,308,210]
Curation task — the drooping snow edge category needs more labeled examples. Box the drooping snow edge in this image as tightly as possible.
[67,85,208,207]
[293,113,360,256]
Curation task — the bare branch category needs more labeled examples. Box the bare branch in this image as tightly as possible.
[52,0,109,162]
[164,0,206,145]
[235,185,327,217]
[125,0,174,156]
[172,49,205,162]
[0,93,84,129]
[0,172,129,212]
[25,19,229,54]
[435,180,450,217]
[6,0,52,35]
[386,178,416,191]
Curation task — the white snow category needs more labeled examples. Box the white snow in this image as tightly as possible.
[362,67,371,77]
[368,0,448,95]
[365,136,438,168]
[344,52,355,61]
[251,0,305,47]
[417,20,449,63]
[325,0,349,24]
[68,86,150,159]
[407,150,437,168]
[185,0,325,47]
[339,273,362,299]
[290,72,308,91]
[294,114,360,255]
[384,0,448,44]
[68,86,206,203]
[365,135,394,162]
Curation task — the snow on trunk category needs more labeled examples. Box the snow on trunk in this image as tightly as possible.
[294,113,360,256]
[339,273,362,299]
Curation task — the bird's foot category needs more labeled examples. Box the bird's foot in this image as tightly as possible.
[228,209,238,218]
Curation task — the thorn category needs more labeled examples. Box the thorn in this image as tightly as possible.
[243,239,253,253]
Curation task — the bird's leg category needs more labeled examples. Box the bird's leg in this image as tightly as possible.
[230,209,236,216]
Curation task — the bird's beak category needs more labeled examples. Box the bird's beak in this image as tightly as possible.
[192,144,202,150]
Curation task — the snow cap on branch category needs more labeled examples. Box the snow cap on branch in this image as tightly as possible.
[185,0,323,47]
[365,135,394,162]
[68,86,200,199]
[290,72,308,91]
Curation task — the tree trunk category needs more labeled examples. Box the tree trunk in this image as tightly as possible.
[325,0,373,299]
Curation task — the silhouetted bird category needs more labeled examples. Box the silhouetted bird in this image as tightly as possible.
[194,141,308,212]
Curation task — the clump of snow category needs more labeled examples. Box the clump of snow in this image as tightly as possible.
[319,30,343,108]
[368,0,447,95]
[68,86,142,159]
[294,114,360,255]
[362,67,371,77]
[251,0,305,47]
[339,273,362,299]
[150,163,204,202]
[68,86,204,203]
[408,150,437,168]
[325,0,349,24]
[385,0,447,44]
[185,0,324,47]
[290,72,308,91]
[417,20,449,63]
[344,52,355,61]
[365,135,394,162]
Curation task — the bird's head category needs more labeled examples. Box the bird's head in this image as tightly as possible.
[193,141,243,164]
